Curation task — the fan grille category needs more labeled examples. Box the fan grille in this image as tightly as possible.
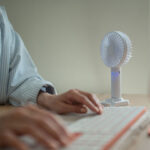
[100,31,131,68]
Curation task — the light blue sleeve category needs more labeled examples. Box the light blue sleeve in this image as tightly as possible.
[1,7,56,106]
[8,32,57,106]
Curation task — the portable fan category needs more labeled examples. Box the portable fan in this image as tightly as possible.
[100,31,132,106]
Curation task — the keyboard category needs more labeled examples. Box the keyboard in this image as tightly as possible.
[3,106,148,150]
[62,106,147,150]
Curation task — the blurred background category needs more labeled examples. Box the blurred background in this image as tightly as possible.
[0,0,150,94]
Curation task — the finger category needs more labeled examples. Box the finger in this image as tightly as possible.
[59,103,88,114]
[68,90,100,113]
[77,90,103,114]
[1,131,28,150]
[23,125,59,150]
[27,105,70,137]
[25,105,71,146]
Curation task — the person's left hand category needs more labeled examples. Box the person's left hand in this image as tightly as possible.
[37,89,103,114]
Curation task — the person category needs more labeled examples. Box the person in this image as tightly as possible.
[0,6,103,150]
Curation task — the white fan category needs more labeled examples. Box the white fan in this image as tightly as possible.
[100,31,132,106]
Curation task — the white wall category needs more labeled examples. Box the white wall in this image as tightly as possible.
[0,0,149,94]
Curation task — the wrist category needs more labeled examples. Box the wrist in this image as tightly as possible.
[37,92,55,110]
[37,85,55,106]
[37,92,49,106]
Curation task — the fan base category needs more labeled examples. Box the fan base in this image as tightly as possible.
[101,98,129,107]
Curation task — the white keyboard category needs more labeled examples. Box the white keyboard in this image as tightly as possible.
[62,106,147,150]
[3,106,148,150]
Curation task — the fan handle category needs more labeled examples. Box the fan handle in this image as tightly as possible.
[111,67,121,99]
[101,67,129,107]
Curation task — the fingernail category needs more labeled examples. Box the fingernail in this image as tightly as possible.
[99,105,103,113]
[80,108,87,113]
[96,107,100,113]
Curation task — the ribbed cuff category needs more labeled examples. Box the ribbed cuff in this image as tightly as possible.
[9,78,56,106]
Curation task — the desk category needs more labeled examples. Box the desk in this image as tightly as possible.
[98,94,150,108]
[0,94,150,150]
[97,94,150,150]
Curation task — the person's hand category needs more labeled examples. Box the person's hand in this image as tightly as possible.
[0,105,73,150]
[37,89,103,114]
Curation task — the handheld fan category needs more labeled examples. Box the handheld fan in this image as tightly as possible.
[100,31,132,106]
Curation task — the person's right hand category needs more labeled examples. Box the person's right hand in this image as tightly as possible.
[0,105,73,150]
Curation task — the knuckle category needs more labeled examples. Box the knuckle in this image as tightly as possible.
[79,95,86,102]
[34,116,45,124]
[66,89,73,98]
[74,88,79,91]
[67,89,78,98]
[89,93,96,99]
[34,116,51,127]
[68,89,74,94]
